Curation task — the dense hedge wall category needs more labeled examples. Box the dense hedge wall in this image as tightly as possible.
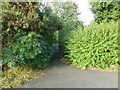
[63,21,118,69]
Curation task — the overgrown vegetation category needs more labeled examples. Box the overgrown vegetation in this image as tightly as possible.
[63,21,118,69]
[1,65,44,88]
[1,0,119,88]
[52,1,83,55]
[1,2,62,69]
[1,1,62,88]
[90,1,120,23]
[2,31,53,69]
[59,1,119,70]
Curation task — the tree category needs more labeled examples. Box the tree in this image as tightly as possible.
[53,0,80,20]
[52,0,83,30]
[51,0,84,54]
[2,2,63,47]
[90,1,120,23]
[52,0,80,22]
[1,1,63,69]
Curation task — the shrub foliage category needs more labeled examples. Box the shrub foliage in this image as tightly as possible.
[1,2,62,69]
[64,21,118,69]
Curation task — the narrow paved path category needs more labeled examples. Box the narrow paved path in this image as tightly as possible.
[18,44,118,88]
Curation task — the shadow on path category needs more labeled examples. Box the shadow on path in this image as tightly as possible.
[18,44,118,88]
[50,43,62,66]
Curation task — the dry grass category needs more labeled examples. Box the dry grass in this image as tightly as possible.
[1,65,44,88]
[61,58,118,72]
[83,64,118,72]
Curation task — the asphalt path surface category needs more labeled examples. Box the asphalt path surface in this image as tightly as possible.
[18,44,118,88]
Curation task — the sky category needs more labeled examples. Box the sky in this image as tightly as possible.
[73,0,94,25]
[41,0,94,25]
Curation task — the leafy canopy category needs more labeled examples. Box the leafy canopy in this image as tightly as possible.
[90,1,120,23]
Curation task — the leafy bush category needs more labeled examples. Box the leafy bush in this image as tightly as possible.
[1,31,53,69]
[1,2,63,69]
[64,21,118,69]
[59,20,83,55]
[2,2,41,47]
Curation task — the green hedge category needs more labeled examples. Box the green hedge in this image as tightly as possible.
[64,21,118,69]
[1,31,54,69]
[1,2,62,69]
[59,20,83,55]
